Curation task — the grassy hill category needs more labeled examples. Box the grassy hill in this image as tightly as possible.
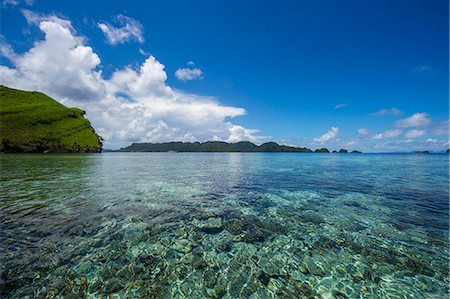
[0,86,102,153]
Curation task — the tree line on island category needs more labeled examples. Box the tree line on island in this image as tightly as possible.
[116,141,363,153]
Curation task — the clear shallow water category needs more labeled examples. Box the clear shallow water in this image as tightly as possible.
[0,153,448,298]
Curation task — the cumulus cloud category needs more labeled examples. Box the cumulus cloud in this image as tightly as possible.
[357,128,369,137]
[175,61,203,81]
[225,124,261,143]
[334,103,346,109]
[175,68,202,81]
[395,113,431,128]
[313,127,339,143]
[98,15,144,45]
[0,12,259,147]
[372,107,402,116]
[372,129,402,139]
[1,14,103,101]
[405,129,426,139]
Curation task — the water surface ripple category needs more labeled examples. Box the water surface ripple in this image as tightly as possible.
[0,153,448,298]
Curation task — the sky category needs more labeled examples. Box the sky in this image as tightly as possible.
[0,0,448,151]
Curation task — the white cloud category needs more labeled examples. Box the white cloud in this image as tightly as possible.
[3,0,18,6]
[175,61,203,81]
[22,9,72,27]
[313,127,339,143]
[346,141,358,146]
[334,103,346,109]
[372,107,402,116]
[3,0,33,7]
[1,15,103,101]
[412,64,433,75]
[405,129,426,139]
[98,15,144,45]
[357,128,369,137]
[395,112,431,128]
[225,124,261,143]
[372,129,402,139]
[175,67,203,81]
[0,37,17,61]
[433,120,449,135]
[374,138,448,152]
[139,48,150,56]
[0,12,259,148]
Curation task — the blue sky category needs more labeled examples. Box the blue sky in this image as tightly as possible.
[1,0,448,151]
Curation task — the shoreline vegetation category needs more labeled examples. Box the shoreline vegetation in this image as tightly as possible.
[117,141,362,153]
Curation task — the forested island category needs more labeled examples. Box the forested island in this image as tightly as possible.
[117,141,360,153]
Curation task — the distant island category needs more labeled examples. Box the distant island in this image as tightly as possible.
[0,86,102,153]
[117,141,360,153]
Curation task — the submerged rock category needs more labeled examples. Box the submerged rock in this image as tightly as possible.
[294,282,316,297]
[193,217,222,228]
[332,290,350,299]
[304,256,325,276]
[104,278,123,294]
[198,227,224,234]
[223,215,285,244]
[172,239,192,253]
[137,252,157,267]
[258,271,271,286]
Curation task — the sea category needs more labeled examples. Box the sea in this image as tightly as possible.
[0,153,448,298]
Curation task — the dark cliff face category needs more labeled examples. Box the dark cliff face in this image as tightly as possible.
[0,86,102,153]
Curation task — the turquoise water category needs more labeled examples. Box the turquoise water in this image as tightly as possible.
[0,153,448,298]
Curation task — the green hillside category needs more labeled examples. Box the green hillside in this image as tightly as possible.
[0,86,102,153]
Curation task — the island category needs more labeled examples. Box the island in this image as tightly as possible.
[0,86,102,153]
[118,141,314,152]
[314,148,330,153]
[117,142,364,153]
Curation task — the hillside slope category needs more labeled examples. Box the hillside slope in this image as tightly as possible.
[0,86,102,153]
